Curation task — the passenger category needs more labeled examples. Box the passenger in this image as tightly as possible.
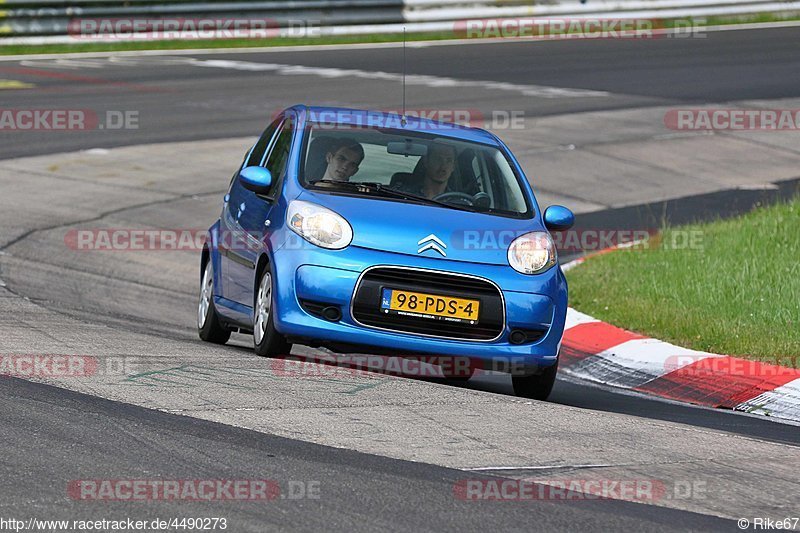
[317,138,365,183]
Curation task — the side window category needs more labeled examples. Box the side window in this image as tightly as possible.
[244,116,282,169]
[265,118,294,182]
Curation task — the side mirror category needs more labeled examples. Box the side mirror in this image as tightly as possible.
[239,166,273,195]
[543,205,574,231]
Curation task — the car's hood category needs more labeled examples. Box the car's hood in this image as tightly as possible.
[297,190,543,266]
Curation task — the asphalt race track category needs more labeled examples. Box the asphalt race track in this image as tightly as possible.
[0,376,735,531]
[1,25,799,530]
[2,25,800,160]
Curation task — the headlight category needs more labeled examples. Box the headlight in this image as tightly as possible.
[507,231,557,274]
[287,200,353,250]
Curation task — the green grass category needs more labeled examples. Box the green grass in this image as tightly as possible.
[0,31,456,56]
[1,12,798,56]
[566,199,800,361]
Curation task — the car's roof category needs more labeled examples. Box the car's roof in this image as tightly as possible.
[294,105,501,146]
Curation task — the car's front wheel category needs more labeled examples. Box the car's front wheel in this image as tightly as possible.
[253,266,292,358]
[511,361,558,400]
[198,260,231,345]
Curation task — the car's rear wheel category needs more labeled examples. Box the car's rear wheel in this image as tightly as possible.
[511,361,558,400]
[253,266,292,358]
[198,260,231,345]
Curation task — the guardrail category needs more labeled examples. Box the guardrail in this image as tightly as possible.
[1,0,799,41]
[1,0,405,36]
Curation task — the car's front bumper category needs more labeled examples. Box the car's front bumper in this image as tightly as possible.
[269,242,567,370]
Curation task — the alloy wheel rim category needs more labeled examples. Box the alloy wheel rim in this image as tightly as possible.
[198,265,213,329]
[254,272,271,345]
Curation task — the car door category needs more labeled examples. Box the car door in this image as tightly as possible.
[226,116,295,309]
[219,116,283,305]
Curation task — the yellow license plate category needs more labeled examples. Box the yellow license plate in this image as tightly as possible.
[380,288,480,324]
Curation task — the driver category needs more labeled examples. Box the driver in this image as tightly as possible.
[414,142,457,199]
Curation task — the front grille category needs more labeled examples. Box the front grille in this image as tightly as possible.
[351,267,504,341]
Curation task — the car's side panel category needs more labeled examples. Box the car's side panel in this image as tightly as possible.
[227,115,297,316]
[224,179,268,306]
[218,116,285,307]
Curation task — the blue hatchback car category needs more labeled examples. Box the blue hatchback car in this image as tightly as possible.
[198,105,574,399]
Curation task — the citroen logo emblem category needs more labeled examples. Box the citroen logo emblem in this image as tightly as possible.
[417,234,447,257]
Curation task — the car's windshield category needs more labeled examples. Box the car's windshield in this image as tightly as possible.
[299,123,531,217]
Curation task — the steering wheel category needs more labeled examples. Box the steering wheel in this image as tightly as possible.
[433,192,478,205]
[433,191,491,208]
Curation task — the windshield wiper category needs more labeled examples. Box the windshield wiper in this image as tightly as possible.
[312,180,385,191]
[377,185,479,212]
[311,180,478,212]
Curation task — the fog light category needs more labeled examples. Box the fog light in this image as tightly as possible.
[509,330,527,345]
[322,306,342,322]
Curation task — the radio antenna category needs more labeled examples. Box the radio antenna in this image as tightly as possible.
[402,26,407,126]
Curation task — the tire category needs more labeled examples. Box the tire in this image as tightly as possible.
[198,260,231,345]
[444,365,476,382]
[253,265,292,358]
[511,361,558,400]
